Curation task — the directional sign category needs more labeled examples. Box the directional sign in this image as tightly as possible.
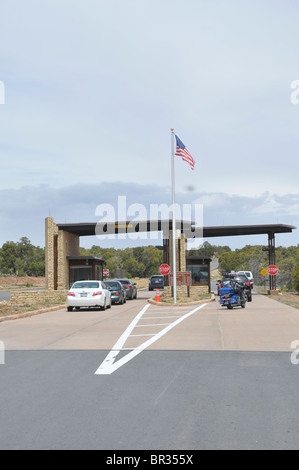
[103,269,110,277]
[260,268,268,276]
[159,264,170,276]
[267,265,278,275]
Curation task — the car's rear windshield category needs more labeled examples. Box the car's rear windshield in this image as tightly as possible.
[151,276,163,280]
[245,272,251,277]
[72,281,100,289]
[104,282,120,289]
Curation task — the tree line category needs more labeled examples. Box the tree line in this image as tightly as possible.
[0,238,298,291]
[80,245,163,278]
[0,237,45,277]
[218,244,299,291]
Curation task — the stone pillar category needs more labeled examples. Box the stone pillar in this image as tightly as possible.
[179,232,187,271]
[45,217,58,290]
[57,230,80,290]
[169,229,180,272]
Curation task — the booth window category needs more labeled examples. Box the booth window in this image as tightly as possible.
[187,265,209,285]
[70,266,92,285]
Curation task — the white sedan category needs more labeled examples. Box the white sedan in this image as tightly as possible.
[67,280,112,311]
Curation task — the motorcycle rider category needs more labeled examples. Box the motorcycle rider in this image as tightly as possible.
[230,278,246,302]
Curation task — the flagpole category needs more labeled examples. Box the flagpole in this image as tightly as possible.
[171,128,177,304]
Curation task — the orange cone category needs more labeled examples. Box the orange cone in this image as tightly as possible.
[155,289,161,302]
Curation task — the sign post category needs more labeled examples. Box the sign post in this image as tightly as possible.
[267,265,278,290]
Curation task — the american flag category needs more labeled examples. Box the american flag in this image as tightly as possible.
[174,135,195,170]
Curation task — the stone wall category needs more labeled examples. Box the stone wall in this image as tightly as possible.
[10,290,68,305]
[163,285,209,299]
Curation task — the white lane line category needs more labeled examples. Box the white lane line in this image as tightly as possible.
[135,323,171,327]
[129,333,156,337]
[142,315,183,319]
[95,303,207,375]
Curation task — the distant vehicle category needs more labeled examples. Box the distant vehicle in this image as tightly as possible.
[116,279,137,300]
[103,280,127,305]
[238,271,254,289]
[67,280,112,311]
[149,275,164,291]
[219,281,247,309]
[231,274,252,301]
[217,273,252,301]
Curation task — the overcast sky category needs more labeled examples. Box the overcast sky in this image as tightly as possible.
[0,0,298,250]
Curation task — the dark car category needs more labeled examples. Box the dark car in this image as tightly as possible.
[217,273,252,301]
[116,279,137,300]
[149,275,164,291]
[103,280,126,304]
[232,274,252,301]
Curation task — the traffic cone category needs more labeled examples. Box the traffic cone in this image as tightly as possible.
[155,289,161,302]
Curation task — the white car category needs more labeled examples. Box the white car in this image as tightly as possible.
[238,271,254,289]
[67,280,112,311]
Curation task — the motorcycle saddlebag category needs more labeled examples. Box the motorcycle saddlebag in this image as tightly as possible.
[219,287,234,295]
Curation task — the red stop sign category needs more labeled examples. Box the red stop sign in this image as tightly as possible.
[159,264,170,275]
[103,269,109,277]
[267,265,278,275]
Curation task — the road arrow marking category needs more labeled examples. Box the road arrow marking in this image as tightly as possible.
[95,303,207,375]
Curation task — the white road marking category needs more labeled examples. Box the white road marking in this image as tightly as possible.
[129,333,156,337]
[135,323,171,327]
[94,302,208,375]
[142,315,183,319]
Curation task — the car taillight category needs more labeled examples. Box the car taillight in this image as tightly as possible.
[115,292,120,295]
[125,285,130,289]
[68,292,75,297]
[92,291,102,296]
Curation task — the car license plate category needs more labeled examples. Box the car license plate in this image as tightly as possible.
[80,293,87,297]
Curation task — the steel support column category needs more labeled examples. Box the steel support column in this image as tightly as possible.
[268,232,276,290]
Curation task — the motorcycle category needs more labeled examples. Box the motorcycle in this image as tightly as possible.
[219,281,246,309]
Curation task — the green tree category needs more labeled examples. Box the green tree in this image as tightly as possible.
[292,265,299,292]
[0,241,18,274]
[124,257,146,278]
[0,238,45,276]
[218,251,244,275]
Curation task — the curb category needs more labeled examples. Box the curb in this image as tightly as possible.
[0,304,66,323]
[147,293,215,306]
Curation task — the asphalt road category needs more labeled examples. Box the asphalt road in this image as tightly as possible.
[0,290,299,450]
